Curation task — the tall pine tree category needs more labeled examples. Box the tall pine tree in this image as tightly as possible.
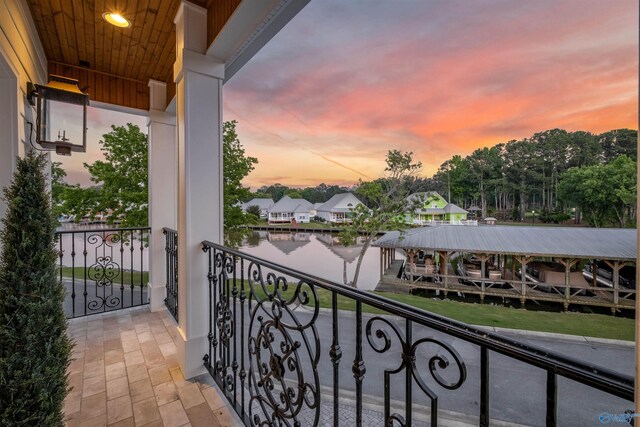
[0,152,72,425]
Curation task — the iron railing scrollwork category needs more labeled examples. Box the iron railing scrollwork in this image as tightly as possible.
[202,241,633,427]
[163,228,178,321]
[55,227,150,318]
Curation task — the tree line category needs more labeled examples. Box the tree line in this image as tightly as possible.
[430,128,636,227]
[246,128,636,228]
[53,123,636,230]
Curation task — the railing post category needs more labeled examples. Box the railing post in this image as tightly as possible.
[480,347,490,427]
[330,291,342,426]
[546,371,557,426]
[352,301,366,426]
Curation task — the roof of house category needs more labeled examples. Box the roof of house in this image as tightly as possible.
[317,193,361,212]
[243,198,274,210]
[407,192,467,215]
[269,196,313,214]
[444,203,468,214]
[373,225,637,261]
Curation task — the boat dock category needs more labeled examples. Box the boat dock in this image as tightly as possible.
[376,266,635,312]
[373,226,637,314]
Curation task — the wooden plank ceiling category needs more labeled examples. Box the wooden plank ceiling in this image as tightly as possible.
[25,0,240,110]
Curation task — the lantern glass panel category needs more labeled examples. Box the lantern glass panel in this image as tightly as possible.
[42,99,85,146]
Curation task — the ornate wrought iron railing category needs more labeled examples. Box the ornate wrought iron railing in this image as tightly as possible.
[202,241,634,427]
[163,227,178,321]
[55,227,150,318]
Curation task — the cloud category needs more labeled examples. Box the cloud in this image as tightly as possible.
[225,0,637,182]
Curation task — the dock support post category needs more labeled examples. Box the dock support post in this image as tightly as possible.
[516,257,531,307]
[479,254,488,303]
[604,260,625,314]
[438,251,449,297]
[559,258,578,312]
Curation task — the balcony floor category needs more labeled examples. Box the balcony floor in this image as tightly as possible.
[64,306,241,427]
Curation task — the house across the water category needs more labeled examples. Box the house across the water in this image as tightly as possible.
[315,193,364,224]
[405,192,475,226]
[268,196,312,224]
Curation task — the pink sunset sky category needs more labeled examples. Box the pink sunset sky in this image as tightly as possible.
[57,0,638,190]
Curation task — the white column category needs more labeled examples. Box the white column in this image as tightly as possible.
[174,1,224,379]
[147,80,177,312]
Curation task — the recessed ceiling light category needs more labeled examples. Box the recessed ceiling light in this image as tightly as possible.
[102,12,130,28]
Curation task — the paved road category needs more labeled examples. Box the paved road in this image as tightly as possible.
[216,302,633,426]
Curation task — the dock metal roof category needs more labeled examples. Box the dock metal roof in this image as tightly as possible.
[373,225,637,261]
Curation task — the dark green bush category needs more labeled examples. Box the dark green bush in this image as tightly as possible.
[0,153,72,426]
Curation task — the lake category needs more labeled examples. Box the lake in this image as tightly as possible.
[237,230,387,291]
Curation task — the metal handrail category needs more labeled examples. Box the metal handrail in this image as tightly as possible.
[202,239,633,401]
[56,226,151,234]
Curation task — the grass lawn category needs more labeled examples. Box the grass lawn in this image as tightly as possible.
[248,284,634,341]
[376,292,634,341]
[60,267,149,286]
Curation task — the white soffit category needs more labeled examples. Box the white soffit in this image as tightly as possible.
[206,0,311,83]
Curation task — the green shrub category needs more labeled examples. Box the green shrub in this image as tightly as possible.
[0,153,72,425]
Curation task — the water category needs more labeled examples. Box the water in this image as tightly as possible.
[54,225,389,291]
[237,230,390,290]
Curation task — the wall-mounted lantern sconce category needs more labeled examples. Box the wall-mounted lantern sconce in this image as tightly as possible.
[27,75,90,156]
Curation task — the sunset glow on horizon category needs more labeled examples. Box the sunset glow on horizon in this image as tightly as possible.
[224,0,638,190]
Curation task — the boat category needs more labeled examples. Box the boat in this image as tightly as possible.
[404,250,437,281]
[517,261,589,294]
[582,262,636,289]
[456,256,503,287]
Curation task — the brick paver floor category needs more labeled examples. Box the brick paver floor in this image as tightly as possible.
[64,306,241,427]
